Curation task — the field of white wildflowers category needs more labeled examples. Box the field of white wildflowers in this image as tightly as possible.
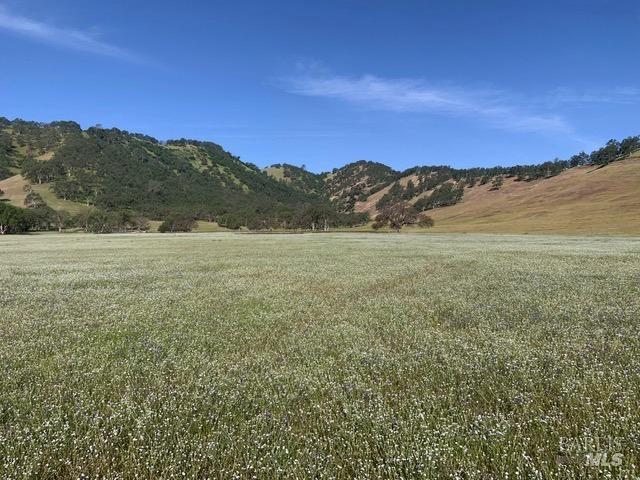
[1,233,639,479]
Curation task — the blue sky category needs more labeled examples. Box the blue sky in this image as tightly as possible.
[1,0,639,172]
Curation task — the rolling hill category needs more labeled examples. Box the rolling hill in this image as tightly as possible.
[2,116,639,234]
[275,149,640,235]
[0,118,363,231]
[349,154,640,235]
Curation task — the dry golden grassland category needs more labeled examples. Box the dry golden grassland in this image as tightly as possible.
[425,158,640,235]
[0,175,92,215]
[355,157,640,235]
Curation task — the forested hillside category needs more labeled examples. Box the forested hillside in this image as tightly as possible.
[1,116,639,234]
[263,163,326,196]
[268,135,639,218]
[0,118,366,233]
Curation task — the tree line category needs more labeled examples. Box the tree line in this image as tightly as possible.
[2,117,639,234]
[374,134,640,211]
[9,122,365,231]
[0,202,150,235]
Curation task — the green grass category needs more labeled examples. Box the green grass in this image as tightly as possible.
[1,233,639,478]
[30,183,94,215]
[147,220,229,233]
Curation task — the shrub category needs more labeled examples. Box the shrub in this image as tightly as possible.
[418,215,435,228]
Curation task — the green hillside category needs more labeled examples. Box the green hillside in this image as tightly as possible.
[323,160,400,211]
[0,118,364,231]
[1,116,639,235]
[264,163,327,196]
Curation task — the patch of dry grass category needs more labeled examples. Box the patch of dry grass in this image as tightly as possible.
[0,174,29,207]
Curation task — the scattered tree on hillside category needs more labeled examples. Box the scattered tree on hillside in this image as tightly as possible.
[402,180,416,200]
[619,136,640,156]
[24,190,47,209]
[21,157,60,184]
[490,176,504,191]
[328,160,399,212]
[413,183,464,212]
[561,137,639,168]
[569,152,590,168]
[376,182,404,210]
[4,117,640,231]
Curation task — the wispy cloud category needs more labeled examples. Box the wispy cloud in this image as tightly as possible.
[543,87,640,106]
[0,4,144,63]
[281,70,572,134]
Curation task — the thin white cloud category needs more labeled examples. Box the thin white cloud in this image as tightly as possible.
[0,4,143,63]
[282,72,571,134]
[544,87,640,106]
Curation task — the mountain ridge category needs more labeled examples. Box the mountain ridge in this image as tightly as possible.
[1,116,639,234]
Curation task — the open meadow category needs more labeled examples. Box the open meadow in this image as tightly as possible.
[1,233,639,478]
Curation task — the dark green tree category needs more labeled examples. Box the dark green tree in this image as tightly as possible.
[158,214,198,233]
[0,202,31,234]
[490,176,504,191]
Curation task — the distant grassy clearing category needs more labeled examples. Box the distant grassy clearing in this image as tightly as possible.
[0,174,29,207]
[1,233,639,478]
[0,175,92,214]
[147,220,229,233]
[30,183,94,215]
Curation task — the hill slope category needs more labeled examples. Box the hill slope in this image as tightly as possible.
[346,153,640,235]
[423,154,640,234]
[263,163,326,196]
[0,118,363,230]
[2,116,639,234]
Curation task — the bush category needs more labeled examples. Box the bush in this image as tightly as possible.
[418,215,435,228]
